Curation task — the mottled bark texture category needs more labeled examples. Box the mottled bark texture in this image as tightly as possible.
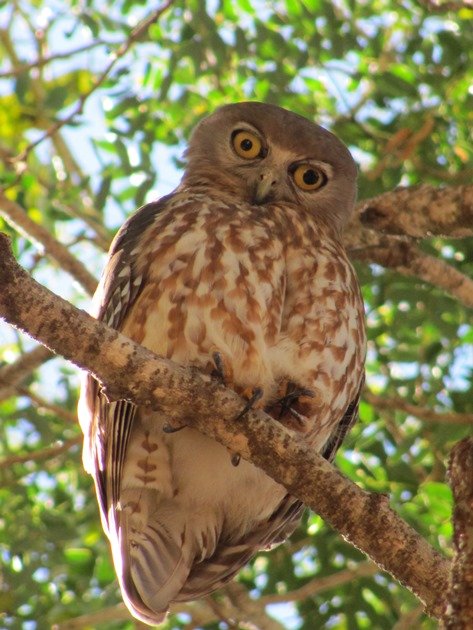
[0,232,449,617]
[355,184,473,238]
[442,438,473,629]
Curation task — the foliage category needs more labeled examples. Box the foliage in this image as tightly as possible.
[0,0,472,628]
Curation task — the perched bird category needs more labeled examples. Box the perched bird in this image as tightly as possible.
[78,102,366,625]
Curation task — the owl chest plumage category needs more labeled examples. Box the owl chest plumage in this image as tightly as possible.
[121,194,286,391]
[81,190,365,622]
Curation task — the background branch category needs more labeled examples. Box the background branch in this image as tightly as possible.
[357,184,473,238]
[0,192,97,295]
[14,1,175,162]
[442,438,473,628]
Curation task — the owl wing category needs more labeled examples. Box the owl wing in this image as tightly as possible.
[322,376,364,462]
[78,197,170,529]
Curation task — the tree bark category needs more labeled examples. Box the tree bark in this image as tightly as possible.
[442,438,473,628]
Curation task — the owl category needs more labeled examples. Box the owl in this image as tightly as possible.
[78,102,366,625]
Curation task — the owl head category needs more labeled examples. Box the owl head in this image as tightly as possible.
[181,101,357,230]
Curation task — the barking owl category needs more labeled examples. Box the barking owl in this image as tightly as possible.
[78,102,366,624]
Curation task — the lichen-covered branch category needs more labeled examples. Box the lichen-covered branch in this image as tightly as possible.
[0,232,449,618]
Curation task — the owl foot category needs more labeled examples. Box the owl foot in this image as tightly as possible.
[269,382,315,432]
[234,387,264,421]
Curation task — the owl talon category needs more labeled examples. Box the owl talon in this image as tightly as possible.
[231,453,241,466]
[211,351,227,384]
[234,387,264,421]
[163,423,186,433]
[288,407,308,426]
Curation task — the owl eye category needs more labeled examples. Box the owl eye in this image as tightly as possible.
[231,130,263,159]
[291,164,327,191]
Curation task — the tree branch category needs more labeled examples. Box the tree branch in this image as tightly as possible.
[0,231,450,618]
[0,344,53,400]
[0,435,81,470]
[0,40,108,78]
[356,184,473,238]
[442,438,473,628]
[261,560,378,604]
[0,192,97,295]
[13,1,175,162]
[364,391,473,425]
[352,238,473,310]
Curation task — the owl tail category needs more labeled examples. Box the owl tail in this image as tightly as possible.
[108,496,219,625]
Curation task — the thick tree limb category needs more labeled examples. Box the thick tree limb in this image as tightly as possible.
[442,438,473,628]
[0,232,449,618]
[355,184,473,238]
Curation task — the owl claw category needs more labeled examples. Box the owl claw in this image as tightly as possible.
[234,387,264,421]
[231,453,241,466]
[211,351,226,384]
[162,422,186,433]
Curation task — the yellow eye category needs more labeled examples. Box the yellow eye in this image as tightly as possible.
[232,130,263,159]
[292,164,327,191]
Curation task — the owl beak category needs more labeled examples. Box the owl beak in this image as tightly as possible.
[254,170,277,204]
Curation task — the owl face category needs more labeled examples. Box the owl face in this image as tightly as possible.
[182,102,358,229]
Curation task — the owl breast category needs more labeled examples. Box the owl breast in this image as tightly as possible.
[95,190,365,621]
[122,193,288,398]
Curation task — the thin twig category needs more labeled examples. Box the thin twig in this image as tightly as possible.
[0,191,97,295]
[0,345,53,400]
[0,40,108,78]
[15,385,77,423]
[261,561,378,604]
[14,1,175,162]
[0,435,81,469]
[364,391,473,425]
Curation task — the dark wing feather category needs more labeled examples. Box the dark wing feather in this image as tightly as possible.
[322,375,365,462]
[81,197,171,522]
